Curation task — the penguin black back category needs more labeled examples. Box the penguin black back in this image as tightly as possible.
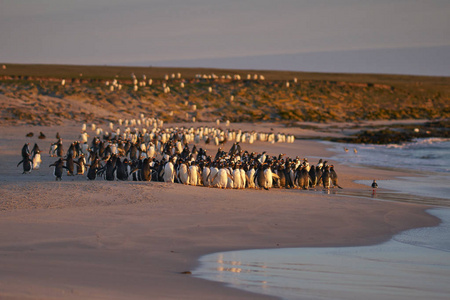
[49,158,66,180]
[17,155,33,174]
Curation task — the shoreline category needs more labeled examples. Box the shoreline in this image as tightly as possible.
[0,123,442,300]
[194,207,450,300]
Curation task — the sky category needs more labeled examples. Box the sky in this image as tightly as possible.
[1,0,449,75]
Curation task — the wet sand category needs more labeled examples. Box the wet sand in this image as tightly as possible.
[195,208,450,300]
[0,122,440,300]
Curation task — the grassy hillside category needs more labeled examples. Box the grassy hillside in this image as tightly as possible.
[0,63,449,126]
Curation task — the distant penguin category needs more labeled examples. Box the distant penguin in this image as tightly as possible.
[371,180,378,189]
[329,165,343,189]
[49,158,66,180]
[26,132,33,138]
[38,132,46,139]
[17,155,33,174]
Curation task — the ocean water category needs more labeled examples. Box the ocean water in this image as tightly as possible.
[328,138,450,202]
[194,138,450,299]
[327,137,450,174]
[194,209,450,300]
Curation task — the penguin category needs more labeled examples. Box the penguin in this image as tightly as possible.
[17,155,33,174]
[64,154,78,176]
[315,165,323,186]
[371,180,378,189]
[48,142,57,157]
[87,158,101,180]
[130,160,141,181]
[232,165,242,189]
[178,161,190,185]
[329,165,343,189]
[226,166,234,189]
[21,143,30,159]
[140,158,152,181]
[127,143,138,161]
[216,166,229,189]
[76,154,86,175]
[209,163,220,187]
[31,147,42,170]
[295,165,309,190]
[202,162,211,187]
[26,132,33,138]
[49,158,67,180]
[257,164,273,190]
[98,156,116,181]
[239,165,247,189]
[38,132,46,139]
[317,159,324,169]
[284,162,295,189]
[245,164,256,188]
[56,139,64,157]
[308,165,317,188]
[163,157,176,183]
[275,164,286,188]
[320,166,332,189]
[116,158,129,181]
[371,179,378,195]
[189,162,199,186]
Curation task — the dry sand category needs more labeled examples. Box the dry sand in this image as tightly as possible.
[0,122,440,300]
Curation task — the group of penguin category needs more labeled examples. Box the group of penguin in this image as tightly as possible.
[17,143,42,174]
[27,125,343,191]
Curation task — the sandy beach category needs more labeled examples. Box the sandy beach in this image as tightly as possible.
[0,122,441,300]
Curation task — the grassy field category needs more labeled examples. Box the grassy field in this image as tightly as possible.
[0,63,449,127]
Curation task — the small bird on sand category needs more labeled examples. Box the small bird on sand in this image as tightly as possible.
[371,179,378,196]
[371,180,378,189]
